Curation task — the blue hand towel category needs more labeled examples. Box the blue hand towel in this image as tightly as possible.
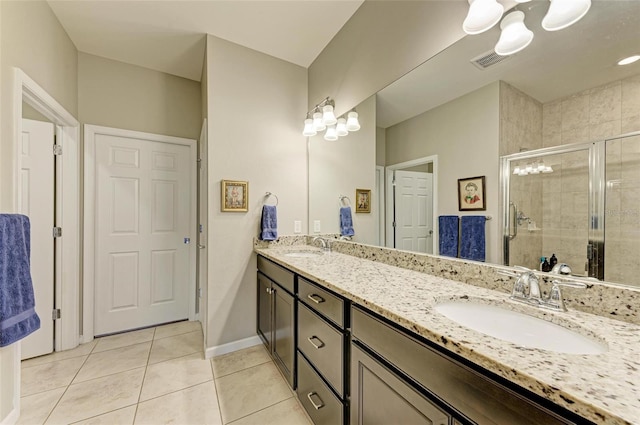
[438,216,459,258]
[340,207,355,237]
[0,214,40,347]
[460,215,486,262]
[260,205,278,241]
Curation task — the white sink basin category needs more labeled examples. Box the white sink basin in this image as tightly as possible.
[434,301,607,355]
[284,250,323,258]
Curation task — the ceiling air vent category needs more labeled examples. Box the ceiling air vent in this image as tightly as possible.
[471,50,511,70]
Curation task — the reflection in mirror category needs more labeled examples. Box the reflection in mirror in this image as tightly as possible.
[308,1,640,286]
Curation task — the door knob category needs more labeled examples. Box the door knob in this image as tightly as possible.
[198,244,206,249]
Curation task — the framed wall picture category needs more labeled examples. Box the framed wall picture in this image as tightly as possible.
[221,180,248,212]
[355,188,371,213]
[458,176,486,211]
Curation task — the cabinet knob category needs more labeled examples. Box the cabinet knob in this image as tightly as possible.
[307,335,325,349]
[307,392,325,410]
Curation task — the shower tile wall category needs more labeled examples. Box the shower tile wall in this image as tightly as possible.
[499,82,543,270]
[541,73,640,281]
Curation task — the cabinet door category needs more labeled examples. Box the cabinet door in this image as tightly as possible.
[272,284,295,387]
[257,272,272,350]
[351,343,450,425]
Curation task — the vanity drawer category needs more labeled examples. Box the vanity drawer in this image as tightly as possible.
[351,306,572,425]
[298,277,344,328]
[297,352,344,425]
[257,255,294,294]
[298,302,344,397]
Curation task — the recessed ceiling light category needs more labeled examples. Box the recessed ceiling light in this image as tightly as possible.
[618,55,640,66]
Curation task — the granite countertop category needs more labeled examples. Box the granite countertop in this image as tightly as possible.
[255,245,640,425]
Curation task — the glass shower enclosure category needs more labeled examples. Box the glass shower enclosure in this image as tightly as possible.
[501,131,640,287]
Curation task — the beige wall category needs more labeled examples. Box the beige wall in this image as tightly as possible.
[376,126,386,167]
[309,95,377,244]
[385,82,501,263]
[0,1,78,420]
[78,53,201,140]
[205,35,308,348]
[0,0,77,210]
[308,1,467,117]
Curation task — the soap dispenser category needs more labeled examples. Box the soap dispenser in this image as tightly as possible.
[549,254,558,268]
[540,257,546,272]
[541,257,551,272]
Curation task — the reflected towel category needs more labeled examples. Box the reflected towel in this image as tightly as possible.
[0,214,41,347]
[460,215,486,262]
[340,207,355,237]
[438,216,459,258]
[260,205,278,241]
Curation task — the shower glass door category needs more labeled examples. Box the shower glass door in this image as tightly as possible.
[502,145,593,276]
[604,133,640,286]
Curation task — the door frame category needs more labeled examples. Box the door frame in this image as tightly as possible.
[12,68,80,353]
[385,155,438,253]
[375,165,385,247]
[83,124,198,342]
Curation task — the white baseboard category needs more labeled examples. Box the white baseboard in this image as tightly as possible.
[1,406,19,425]
[204,335,262,359]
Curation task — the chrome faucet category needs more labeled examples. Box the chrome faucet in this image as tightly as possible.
[550,263,572,275]
[312,236,331,252]
[499,267,586,311]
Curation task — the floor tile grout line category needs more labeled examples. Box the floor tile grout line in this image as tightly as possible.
[133,326,158,424]
[40,350,93,425]
[224,395,296,425]
[65,403,138,425]
[212,358,273,379]
[209,357,225,425]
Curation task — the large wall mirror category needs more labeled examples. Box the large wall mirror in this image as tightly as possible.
[308,1,640,288]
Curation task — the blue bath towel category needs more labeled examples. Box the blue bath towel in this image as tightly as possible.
[260,205,278,241]
[340,207,355,237]
[0,214,40,347]
[460,215,486,262]
[438,216,459,258]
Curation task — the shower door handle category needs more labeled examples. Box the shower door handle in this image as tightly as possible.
[509,201,518,240]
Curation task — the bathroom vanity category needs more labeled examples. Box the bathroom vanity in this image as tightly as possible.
[255,242,640,425]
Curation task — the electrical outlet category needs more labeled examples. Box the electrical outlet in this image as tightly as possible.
[294,220,302,233]
[313,220,321,233]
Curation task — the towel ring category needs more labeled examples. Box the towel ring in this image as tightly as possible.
[339,195,351,207]
[264,192,278,206]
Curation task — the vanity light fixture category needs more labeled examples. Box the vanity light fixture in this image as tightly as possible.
[514,161,552,176]
[463,0,591,56]
[618,55,640,66]
[303,97,361,140]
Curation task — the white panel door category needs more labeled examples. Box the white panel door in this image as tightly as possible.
[19,119,55,359]
[94,134,191,335]
[395,170,433,254]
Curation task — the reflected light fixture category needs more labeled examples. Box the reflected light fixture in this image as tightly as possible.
[495,11,534,56]
[618,55,640,66]
[541,0,591,32]
[324,125,339,141]
[303,97,361,141]
[463,0,504,35]
[346,111,361,131]
[336,118,349,136]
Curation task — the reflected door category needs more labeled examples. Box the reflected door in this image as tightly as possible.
[395,170,433,254]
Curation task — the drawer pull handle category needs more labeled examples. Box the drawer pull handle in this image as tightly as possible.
[307,293,325,304]
[307,336,325,349]
[307,392,324,410]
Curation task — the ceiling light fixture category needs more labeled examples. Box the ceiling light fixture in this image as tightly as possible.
[618,55,640,66]
[464,0,591,56]
[494,11,534,56]
[463,0,504,35]
[303,97,361,140]
[541,0,591,31]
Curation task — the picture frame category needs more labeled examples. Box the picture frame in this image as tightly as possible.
[458,176,486,211]
[355,188,371,213]
[221,180,248,212]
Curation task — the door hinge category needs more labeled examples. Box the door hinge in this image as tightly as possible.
[392,221,397,228]
[53,227,62,238]
[53,144,63,155]
[52,309,61,321]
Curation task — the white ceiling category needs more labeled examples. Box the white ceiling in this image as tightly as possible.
[377,1,640,128]
[47,0,364,82]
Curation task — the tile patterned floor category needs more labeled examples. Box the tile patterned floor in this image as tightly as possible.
[19,321,312,425]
